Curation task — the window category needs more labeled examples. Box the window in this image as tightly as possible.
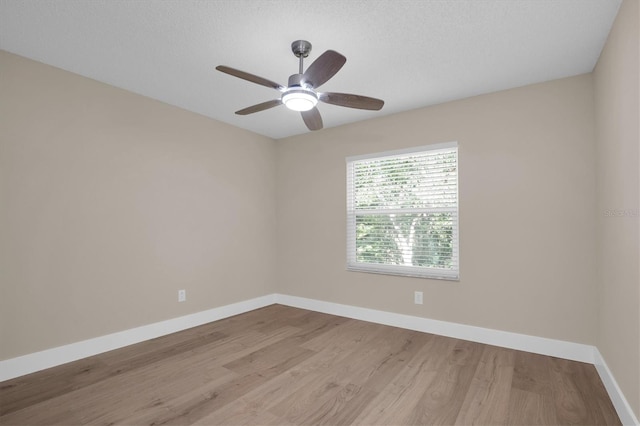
[346,142,459,280]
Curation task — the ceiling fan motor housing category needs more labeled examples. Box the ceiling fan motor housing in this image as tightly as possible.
[288,73,311,89]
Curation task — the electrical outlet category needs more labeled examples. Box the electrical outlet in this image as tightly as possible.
[178,289,186,302]
[414,291,423,305]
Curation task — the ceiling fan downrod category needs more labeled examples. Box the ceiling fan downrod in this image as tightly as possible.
[291,40,312,75]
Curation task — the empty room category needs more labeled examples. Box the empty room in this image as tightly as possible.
[0,1,638,425]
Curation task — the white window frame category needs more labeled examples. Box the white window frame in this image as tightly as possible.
[346,142,459,280]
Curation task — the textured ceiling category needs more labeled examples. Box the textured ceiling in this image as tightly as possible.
[0,0,622,139]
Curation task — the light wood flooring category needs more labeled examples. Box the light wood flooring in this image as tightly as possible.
[0,304,620,425]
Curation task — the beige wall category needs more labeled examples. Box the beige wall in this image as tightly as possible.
[594,0,640,418]
[0,51,278,360]
[277,74,598,345]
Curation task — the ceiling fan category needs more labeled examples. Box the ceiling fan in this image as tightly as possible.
[216,40,384,131]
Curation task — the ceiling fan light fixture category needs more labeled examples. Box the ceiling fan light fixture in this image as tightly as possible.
[282,89,318,111]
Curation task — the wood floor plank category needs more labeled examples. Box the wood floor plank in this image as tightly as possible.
[211,369,340,425]
[241,323,421,424]
[506,387,559,425]
[300,318,387,352]
[279,310,352,345]
[349,328,430,393]
[550,358,597,425]
[236,352,353,413]
[222,336,317,376]
[351,334,458,425]
[549,358,621,426]
[265,365,359,422]
[290,382,378,426]
[76,366,237,426]
[400,339,485,425]
[0,356,110,417]
[121,370,254,426]
[142,346,318,424]
[0,401,84,426]
[511,350,554,395]
[169,325,300,370]
[0,304,622,426]
[572,362,621,425]
[2,354,237,426]
[453,345,515,425]
[193,399,292,426]
[212,323,403,423]
[251,305,321,334]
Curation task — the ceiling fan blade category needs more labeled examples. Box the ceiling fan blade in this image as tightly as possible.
[301,107,323,131]
[319,92,384,110]
[302,50,346,89]
[216,66,285,91]
[235,99,282,115]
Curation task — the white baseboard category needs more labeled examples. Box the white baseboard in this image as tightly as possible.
[593,348,640,425]
[1,292,636,425]
[0,294,276,382]
[274,294,596,363]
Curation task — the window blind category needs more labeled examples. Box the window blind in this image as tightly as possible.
[346,142,459,280]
